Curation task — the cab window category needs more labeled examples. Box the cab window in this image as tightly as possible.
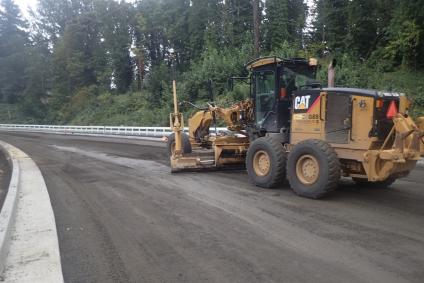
[254,71,275,126]
[280,66,317,96]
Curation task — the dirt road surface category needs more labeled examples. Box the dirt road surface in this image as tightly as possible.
[0,131,423,283]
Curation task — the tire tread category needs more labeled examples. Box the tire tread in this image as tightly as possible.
[288,139,341,198]
[246,136,287,188]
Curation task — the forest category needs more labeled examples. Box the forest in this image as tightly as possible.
[0,0,423,125]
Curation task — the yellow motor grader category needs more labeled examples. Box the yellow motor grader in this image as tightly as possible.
[168,57,424,199]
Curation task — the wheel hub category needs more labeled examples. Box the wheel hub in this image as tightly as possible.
[253,150,271,176]
[296,154,319,185]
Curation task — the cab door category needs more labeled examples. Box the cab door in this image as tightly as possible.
[252,69,278,132]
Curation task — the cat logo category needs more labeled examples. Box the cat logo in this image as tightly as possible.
[294,95,311,110]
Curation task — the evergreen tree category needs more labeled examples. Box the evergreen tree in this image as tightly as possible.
[287,0,308,46]
[187,0,221,57]
[265,0,289,50]
[265,0,307,51]
[311,0,349,52]
[0,0,29,103]
[310,0,325,44]
[347,0,378,58]
[223,0,253,47]
[33,0,95,45]
[96,0,134,93]
[135,0,167,67]
[163,0,191,68]
[20,34,50,120]
[51,13,104,103]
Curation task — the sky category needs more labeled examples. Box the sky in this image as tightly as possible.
[15,0,37,17]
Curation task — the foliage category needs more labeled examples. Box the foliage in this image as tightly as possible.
[385,20,421,69]
[180,42,253,102]
[0,0,28,103]
[0,0,423,125]
[68,91,171,126]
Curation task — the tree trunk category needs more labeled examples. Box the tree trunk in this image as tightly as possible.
[252,0,260,58]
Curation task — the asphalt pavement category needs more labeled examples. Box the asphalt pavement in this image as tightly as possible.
[0,131,423,283]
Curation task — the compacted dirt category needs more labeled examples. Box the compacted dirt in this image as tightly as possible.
[0,131,423,283]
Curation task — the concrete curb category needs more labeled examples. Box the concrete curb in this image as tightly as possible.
[0,141,63,282]
[0,142,20,278]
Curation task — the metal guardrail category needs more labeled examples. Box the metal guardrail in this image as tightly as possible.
[0,124,228,137]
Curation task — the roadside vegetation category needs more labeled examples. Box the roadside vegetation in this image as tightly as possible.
[0,0,423,125]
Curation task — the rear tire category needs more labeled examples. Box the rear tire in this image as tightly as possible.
[246,137,287,188]
[167,133,192,157]
[287,139,340,199]
[352,176,397,188]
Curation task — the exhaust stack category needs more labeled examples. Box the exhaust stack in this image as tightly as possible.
[328,59,337,87]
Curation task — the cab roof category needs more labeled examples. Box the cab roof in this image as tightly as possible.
[245,56,317,70]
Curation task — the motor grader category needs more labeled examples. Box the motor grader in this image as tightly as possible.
[168,57,424,199]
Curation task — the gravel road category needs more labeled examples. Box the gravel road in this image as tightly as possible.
[0,131,423,283]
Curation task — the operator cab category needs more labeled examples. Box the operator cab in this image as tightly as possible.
[246,57,319,141]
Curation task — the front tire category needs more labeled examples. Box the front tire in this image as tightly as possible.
[167,132,192,157]
[287,139,340,199]
[246,137,287,188]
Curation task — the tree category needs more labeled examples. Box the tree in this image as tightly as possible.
[96,0,134,93]
[311,0,349,52]
[265,0,289,50]
[252,0,260,57]
[0,0,29,103]
[32,0,95,45]
[135,0,167,67]
[347,0,378,58]
[287,0,308,46]
[19,32,52,120]
[50,13,105,107]
[264,0,307,51]
[223,0,253,48]
[385,0,424,68]
[188,0,218,59]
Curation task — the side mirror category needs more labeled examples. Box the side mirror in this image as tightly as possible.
[227,78,234,91]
